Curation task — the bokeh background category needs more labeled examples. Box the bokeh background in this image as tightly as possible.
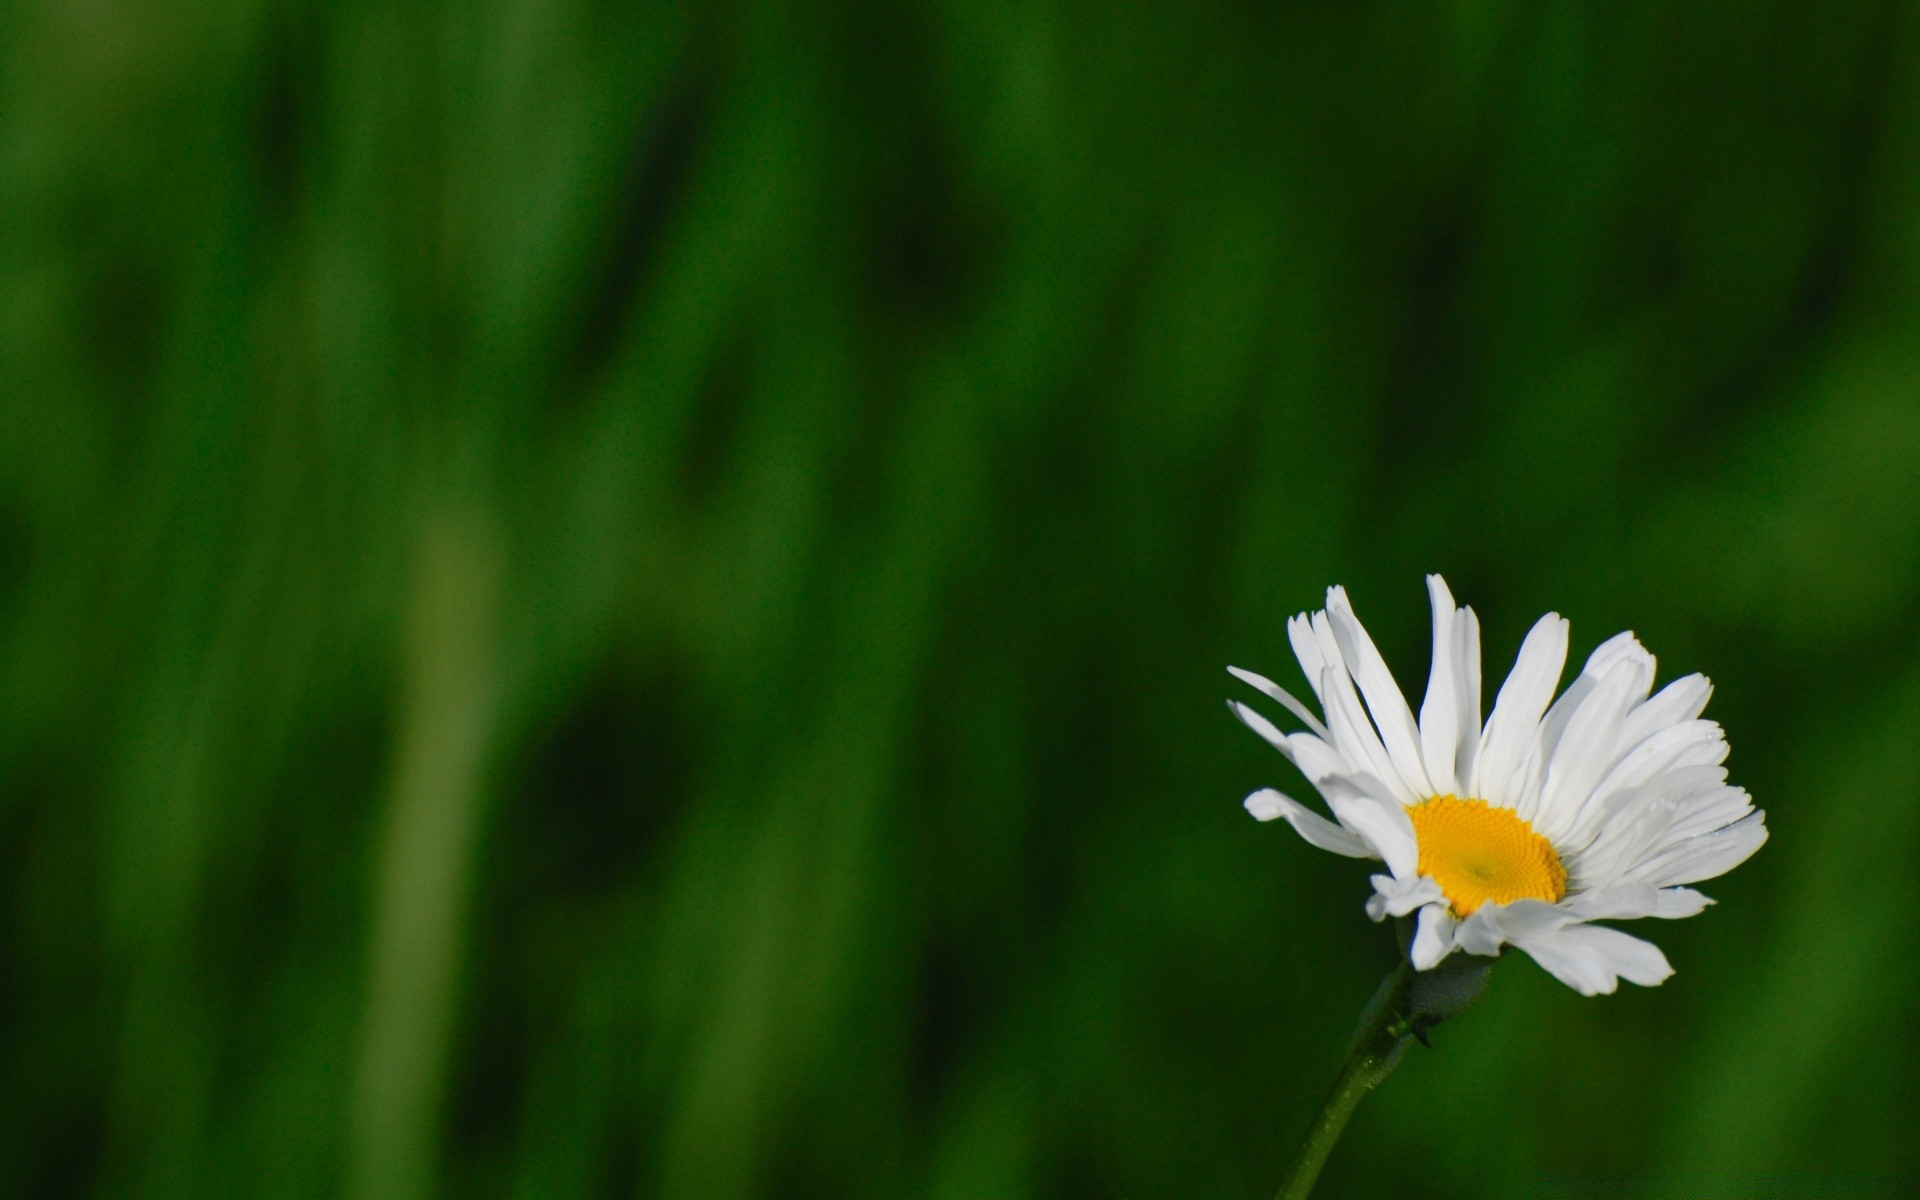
[4,1,1918,1197]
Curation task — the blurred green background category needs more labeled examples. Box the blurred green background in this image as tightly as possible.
[4,1,1918,1197]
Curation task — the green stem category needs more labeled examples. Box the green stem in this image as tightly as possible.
[1275,963,1415,1200]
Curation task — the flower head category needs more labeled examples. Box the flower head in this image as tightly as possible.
[1229,576,1766,995]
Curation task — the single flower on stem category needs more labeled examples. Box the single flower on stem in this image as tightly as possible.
[1229,576,1766,1198]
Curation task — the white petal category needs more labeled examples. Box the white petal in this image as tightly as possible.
[1618,673,1713,749]
[1410,903,1458,969]
[1532,657,1648,838]
[1586,631,1654,683]
[1319,664,1420,804]
[1629,811,1769,886]
[1533,632,1650,771]
[1283,732,1353,785]
[1658,786,1756,844]
[1562,634,1653,732]
[1483,897,1572,941]
[1447,898,1575,960]
[1651,887,1714,918]
[1419,575,1460,795]
[1568,720,1729,843]
[1287,613,1332,707]
[1365,873,1443,921]
[1565,885,1714,921]
[1575,777,1751,887]
[1227,665,1331,742]
[1515,930,1618,994]
[1472,613,1569,807]
[1326,586,1434,797]
[1230,698,1374,790]
[1583,926,1675,986]
[1244,788,1377,858]
[1453,605,1483,785]
[1323,774,1419,879]
[1568,767,1740,890]
[1513,923,1673,994]
[1452,906,1509,956]
[1227,699,1295,759]
[1243,788,1290,821]
[1233,701,1375,808]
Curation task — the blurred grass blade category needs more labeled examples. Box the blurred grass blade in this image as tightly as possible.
[347,501,501,1200]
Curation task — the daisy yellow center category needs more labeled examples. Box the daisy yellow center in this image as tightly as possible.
[1407,795,1567,917]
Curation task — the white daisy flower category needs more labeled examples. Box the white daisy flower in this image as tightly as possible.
[1229,575,1767,996]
